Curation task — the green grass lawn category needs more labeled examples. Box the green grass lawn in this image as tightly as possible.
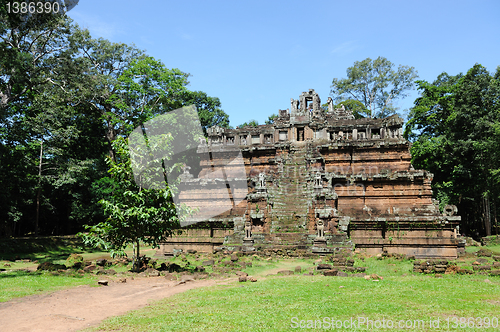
[86,256,500,332]
[0,270,98,302]
[2,237,500,331]
[0,237,156,302]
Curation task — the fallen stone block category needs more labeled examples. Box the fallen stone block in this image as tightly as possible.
[316,264,333,270]
[323,269,338,276]
[490,270,500,276]
[473,265,491,271]
[96,259,107,267]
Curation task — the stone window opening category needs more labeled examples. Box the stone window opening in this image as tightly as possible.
[252,217,264,232]
[226,136,234,145]
[264,134,273,144]
[372,128,381,139]
[297,128,305,141]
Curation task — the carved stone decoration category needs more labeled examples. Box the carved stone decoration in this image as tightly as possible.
[290,98,300,115]
[160,89,462,259]
[179,165,194,181]
[244,220,252,239]
[327,97,334,113]
[443,205,458,216]
[314,172,322,187]
[258,172,266,188]
[338,216,350,232]
[312,92,321,114]
[316,219,325,239]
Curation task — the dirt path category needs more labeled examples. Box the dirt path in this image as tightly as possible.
[0,276,234,332]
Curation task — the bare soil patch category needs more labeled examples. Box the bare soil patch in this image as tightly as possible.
[0,276,232,332]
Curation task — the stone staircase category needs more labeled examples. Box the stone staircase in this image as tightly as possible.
[269,145,312,233]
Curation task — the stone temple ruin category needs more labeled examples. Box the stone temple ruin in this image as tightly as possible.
[158,89,461,258]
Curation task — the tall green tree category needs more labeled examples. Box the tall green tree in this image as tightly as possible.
[330,56,418,118]
[81,135,186,270]
[265,113,278,125]
[182,91,229,134]
[405,64,500,237]
[237,120,259,128]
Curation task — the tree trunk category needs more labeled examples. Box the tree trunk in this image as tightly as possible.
[35,140,43,236]
[105,116,116,162]
[484,194,492,236]
[134,240,140,272]
[493,200,498,235]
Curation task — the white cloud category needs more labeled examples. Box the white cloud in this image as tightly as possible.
[69,12,122,40]
[330,41,358,55]
[181,33,193,40]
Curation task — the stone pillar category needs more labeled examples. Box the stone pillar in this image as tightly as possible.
[260,133,264,144]
[352,129,358,141]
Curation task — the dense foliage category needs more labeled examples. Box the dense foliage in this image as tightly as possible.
[405,64,500,236]
[330,57,418,118]
[0,6,229,236]
[80,136,187,269]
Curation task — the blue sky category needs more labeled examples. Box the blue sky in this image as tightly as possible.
[68,0,500,127]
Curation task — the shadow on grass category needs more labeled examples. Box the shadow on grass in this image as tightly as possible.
[0,270,43,278]
[0,236,102,263]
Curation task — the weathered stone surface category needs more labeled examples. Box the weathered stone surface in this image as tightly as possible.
[277,270,294,276]
[157,90,461,259]
[337,271,348,277]
[351,273,367,278]
[457,268,474,274]
[202,260,214,266]
[105,269,117,275]
[317,264,333,270]
[97,280,108,286]
[235,271,248,277]
[490,270,500,276]
[83,265,96,272]
[37,262,66,271]
[96,259,107,267]
[238,275,247,282]
[323,269,338,276]
[473,265,491,271]
[194,266,205,272]
[477,249,493,257]
[476,258,489,264]
[294,266,302,273]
